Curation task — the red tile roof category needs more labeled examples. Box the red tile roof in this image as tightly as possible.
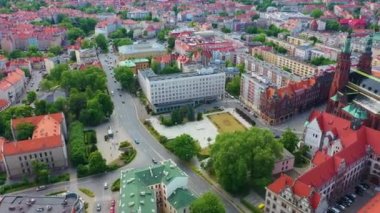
[3,135,63,156]
[5,113,65,156]
[359,193,380,213]
[12,113,63,130]
[267,174,322,209]
[312,151,331,166]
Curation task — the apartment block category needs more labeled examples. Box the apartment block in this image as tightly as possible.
[118,42,166,59]
[0,68,26,104]
[252,46,318,77]
[138,68,225,113]
[1,113,68,178]
[119,160,196,213]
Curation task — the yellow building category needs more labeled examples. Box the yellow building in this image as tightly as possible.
[252,47,317,77]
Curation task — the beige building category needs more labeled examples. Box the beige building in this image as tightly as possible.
[252,46,318,77]
[118,42,166,60]
[0,113,68,178]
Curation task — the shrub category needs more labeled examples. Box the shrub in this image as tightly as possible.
[79,188,95,198]
[111,178,120,192]
[77,164,89,178]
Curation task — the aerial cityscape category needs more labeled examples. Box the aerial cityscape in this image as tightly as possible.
[0,0,380,212]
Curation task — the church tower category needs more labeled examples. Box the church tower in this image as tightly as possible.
[329,34,352,98]
[357,34,373,74]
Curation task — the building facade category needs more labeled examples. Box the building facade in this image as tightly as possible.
[266,111,380,213]
[119,160,196,213]
[251,46,318,77]
[1,113,68,178]
[118,58,149,74]
[0,68,26,104]
[138,68,225,113]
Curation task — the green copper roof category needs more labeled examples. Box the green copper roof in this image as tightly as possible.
[167,188,196,210]
[342,104,367,120]
[132,58,149,63]
[343,34,352,54]
[119,58,149,67]
[119,60,136,67]
[119,160,191,213]
[330,94,338,101]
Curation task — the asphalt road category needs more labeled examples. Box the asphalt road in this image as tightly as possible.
[12,52,242,213]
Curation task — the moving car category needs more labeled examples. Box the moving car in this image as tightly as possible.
[96,203,101,212]
[104,182,108,189]
[36,185,47,191]
[152,159,158,164]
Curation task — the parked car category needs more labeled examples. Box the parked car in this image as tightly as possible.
[134,139,140,144]
[336,204,345,210]
[360,183,370,190]
[36,185,47,191]
[152,159,158,164]
[347,193,356,201]
[344,195,355,202]
[96,203,101,212]
[104,182,108,189]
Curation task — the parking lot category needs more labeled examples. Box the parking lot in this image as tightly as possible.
[328,182,377,213]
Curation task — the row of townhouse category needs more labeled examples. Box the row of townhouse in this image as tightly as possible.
[0,69,26,106]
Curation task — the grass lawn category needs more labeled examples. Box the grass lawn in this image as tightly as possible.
[208,112,246,133]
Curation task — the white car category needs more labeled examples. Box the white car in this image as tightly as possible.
[104,182,108,189]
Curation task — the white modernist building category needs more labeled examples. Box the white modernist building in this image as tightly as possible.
[138,68,225,113]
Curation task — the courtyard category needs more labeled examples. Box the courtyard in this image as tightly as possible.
[207,112,247,133]
[149,108,250,148]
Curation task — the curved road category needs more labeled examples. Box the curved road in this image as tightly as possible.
[12,52,242,213]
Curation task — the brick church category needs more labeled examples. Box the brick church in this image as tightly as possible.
[326,33,380,130]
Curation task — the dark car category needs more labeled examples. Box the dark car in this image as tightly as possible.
[134,139,140,144]
[360,183,370,190]
[346,193,356,201]
[152,159,158,164]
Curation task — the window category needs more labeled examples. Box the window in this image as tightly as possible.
[39,153,42,158]
[19,157,22,161]
[50,151,52,155]
[24,156,27,160]
[34,154,37,158]
[44,152,47,157]
[21,163,23,167]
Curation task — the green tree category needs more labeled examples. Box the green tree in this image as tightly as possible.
[237,63,245,74]
[251,14,260,21]
[95,34,108,53]
[48,46,63,56]
[252,33,266,42]
[279,128,298,153]
[326,20,340,31]
[34,99,48,115]
[168,36,175,50]
[226,76,240,97]
[68,28,85,43]
[221,26,231,33]
[211,128,282,194]
[167,134,199,161]
[32,161,49,184]
[15,123,35,140]
[81,39,95,49]
[151,60,161,73]
[114,66,136,92]
[88,151,107,174]
[96,92,114,117]
[310,9,323,19]
[113,38,133,47]
[294,145,310,166]
[191,192,225,213]
[8,50,25,59]
[157,29,167,42]
[26,91,37,104]
[69,122,87,166]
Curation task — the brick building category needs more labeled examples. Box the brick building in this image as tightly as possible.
[327,33,380,130]
[265,111,380,213]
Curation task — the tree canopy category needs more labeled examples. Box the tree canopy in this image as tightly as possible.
[190,192,225,213]
[167,134,200,161]
[279,128,298,153]
[114,66,136,93]
[310,9,323,19]
[211,128,283,194]
[88,151,107,174]
[226,76,240,97]
[15,123,35,140]
[95,34,108,53]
